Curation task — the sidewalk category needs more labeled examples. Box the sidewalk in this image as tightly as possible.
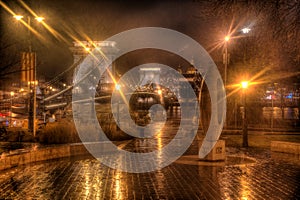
[0,132,299,199]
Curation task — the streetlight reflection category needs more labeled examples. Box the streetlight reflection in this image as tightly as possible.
[114,172,124,200]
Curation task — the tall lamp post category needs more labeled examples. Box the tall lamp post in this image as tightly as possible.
[10,91,14,127]
[13,15,44,137]
[223,35,230,89]
[241,81,249,147]
[115,84,121,131]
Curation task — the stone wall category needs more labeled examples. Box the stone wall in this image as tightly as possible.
[271,141,300,155]
[0,142,113,171]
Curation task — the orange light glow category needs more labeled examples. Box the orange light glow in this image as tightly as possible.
[241,81,249,89]
[224,35,230,42]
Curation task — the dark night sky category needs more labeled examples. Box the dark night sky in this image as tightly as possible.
[1,0,223,80]
[1,0,299,85]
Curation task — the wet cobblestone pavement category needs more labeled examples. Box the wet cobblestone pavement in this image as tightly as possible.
[0,120,300,199]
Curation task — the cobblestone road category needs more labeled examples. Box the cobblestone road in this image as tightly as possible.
[0,119,299,199]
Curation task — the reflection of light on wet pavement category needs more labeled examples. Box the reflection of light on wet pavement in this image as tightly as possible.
[113,171,123,200]
[0,110,299,198]
[83,164,90,198]
[0,147,299,199]
[240,168,251,200]
[156,131,163,166]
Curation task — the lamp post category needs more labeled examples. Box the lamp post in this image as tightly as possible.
[223,28,251,88]
[223,35,230,89]
[115,84,121,131]
[241,81,249,147]
[10,91,14,127]
[14,15,44,137]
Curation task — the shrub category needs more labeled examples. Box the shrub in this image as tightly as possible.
[38,120,80,144]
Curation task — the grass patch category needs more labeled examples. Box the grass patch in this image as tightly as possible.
[221,134,300,149]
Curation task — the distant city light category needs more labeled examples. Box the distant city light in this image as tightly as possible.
[286,93,293,99]
[157,89,162,95]
[242,27,251,34]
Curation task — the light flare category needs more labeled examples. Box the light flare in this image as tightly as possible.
[13,15,24,20]
[241,81,249,89]
[18,0,69,43]
[0,1,45,42]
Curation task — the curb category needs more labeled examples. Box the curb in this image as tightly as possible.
[0,142,113,171]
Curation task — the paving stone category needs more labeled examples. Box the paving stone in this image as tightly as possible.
[0,124,299,199]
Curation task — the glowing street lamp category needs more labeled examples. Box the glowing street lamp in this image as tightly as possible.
[13,15,24,21]
[35,17,44,22]
[224,35,230,42]
[13,14,45,52]
[13,15,45,137]
[240,80,249,147]
[241,81,249,89]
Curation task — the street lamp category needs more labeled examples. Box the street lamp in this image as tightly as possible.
[14,15,44,137]
[13,15,24,21]
[35,17,45,22]
[241,81,249,147]
[13,14,45,52]
[224,35,230,42]
[241,81,249,89]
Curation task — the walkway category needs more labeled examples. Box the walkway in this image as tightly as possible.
[0,128,299,199]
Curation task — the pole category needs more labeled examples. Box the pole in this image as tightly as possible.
[26,16,36,137]
[117,100,120,131]
[242,89,248,147]
[10,95,13,127]
[223,42,228,129]
[28,16,32,52]
[224,42,228,88]
[28,82,34,133]
[271,97,274,132]
[33,58,37,137]
[234,98,237,129]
